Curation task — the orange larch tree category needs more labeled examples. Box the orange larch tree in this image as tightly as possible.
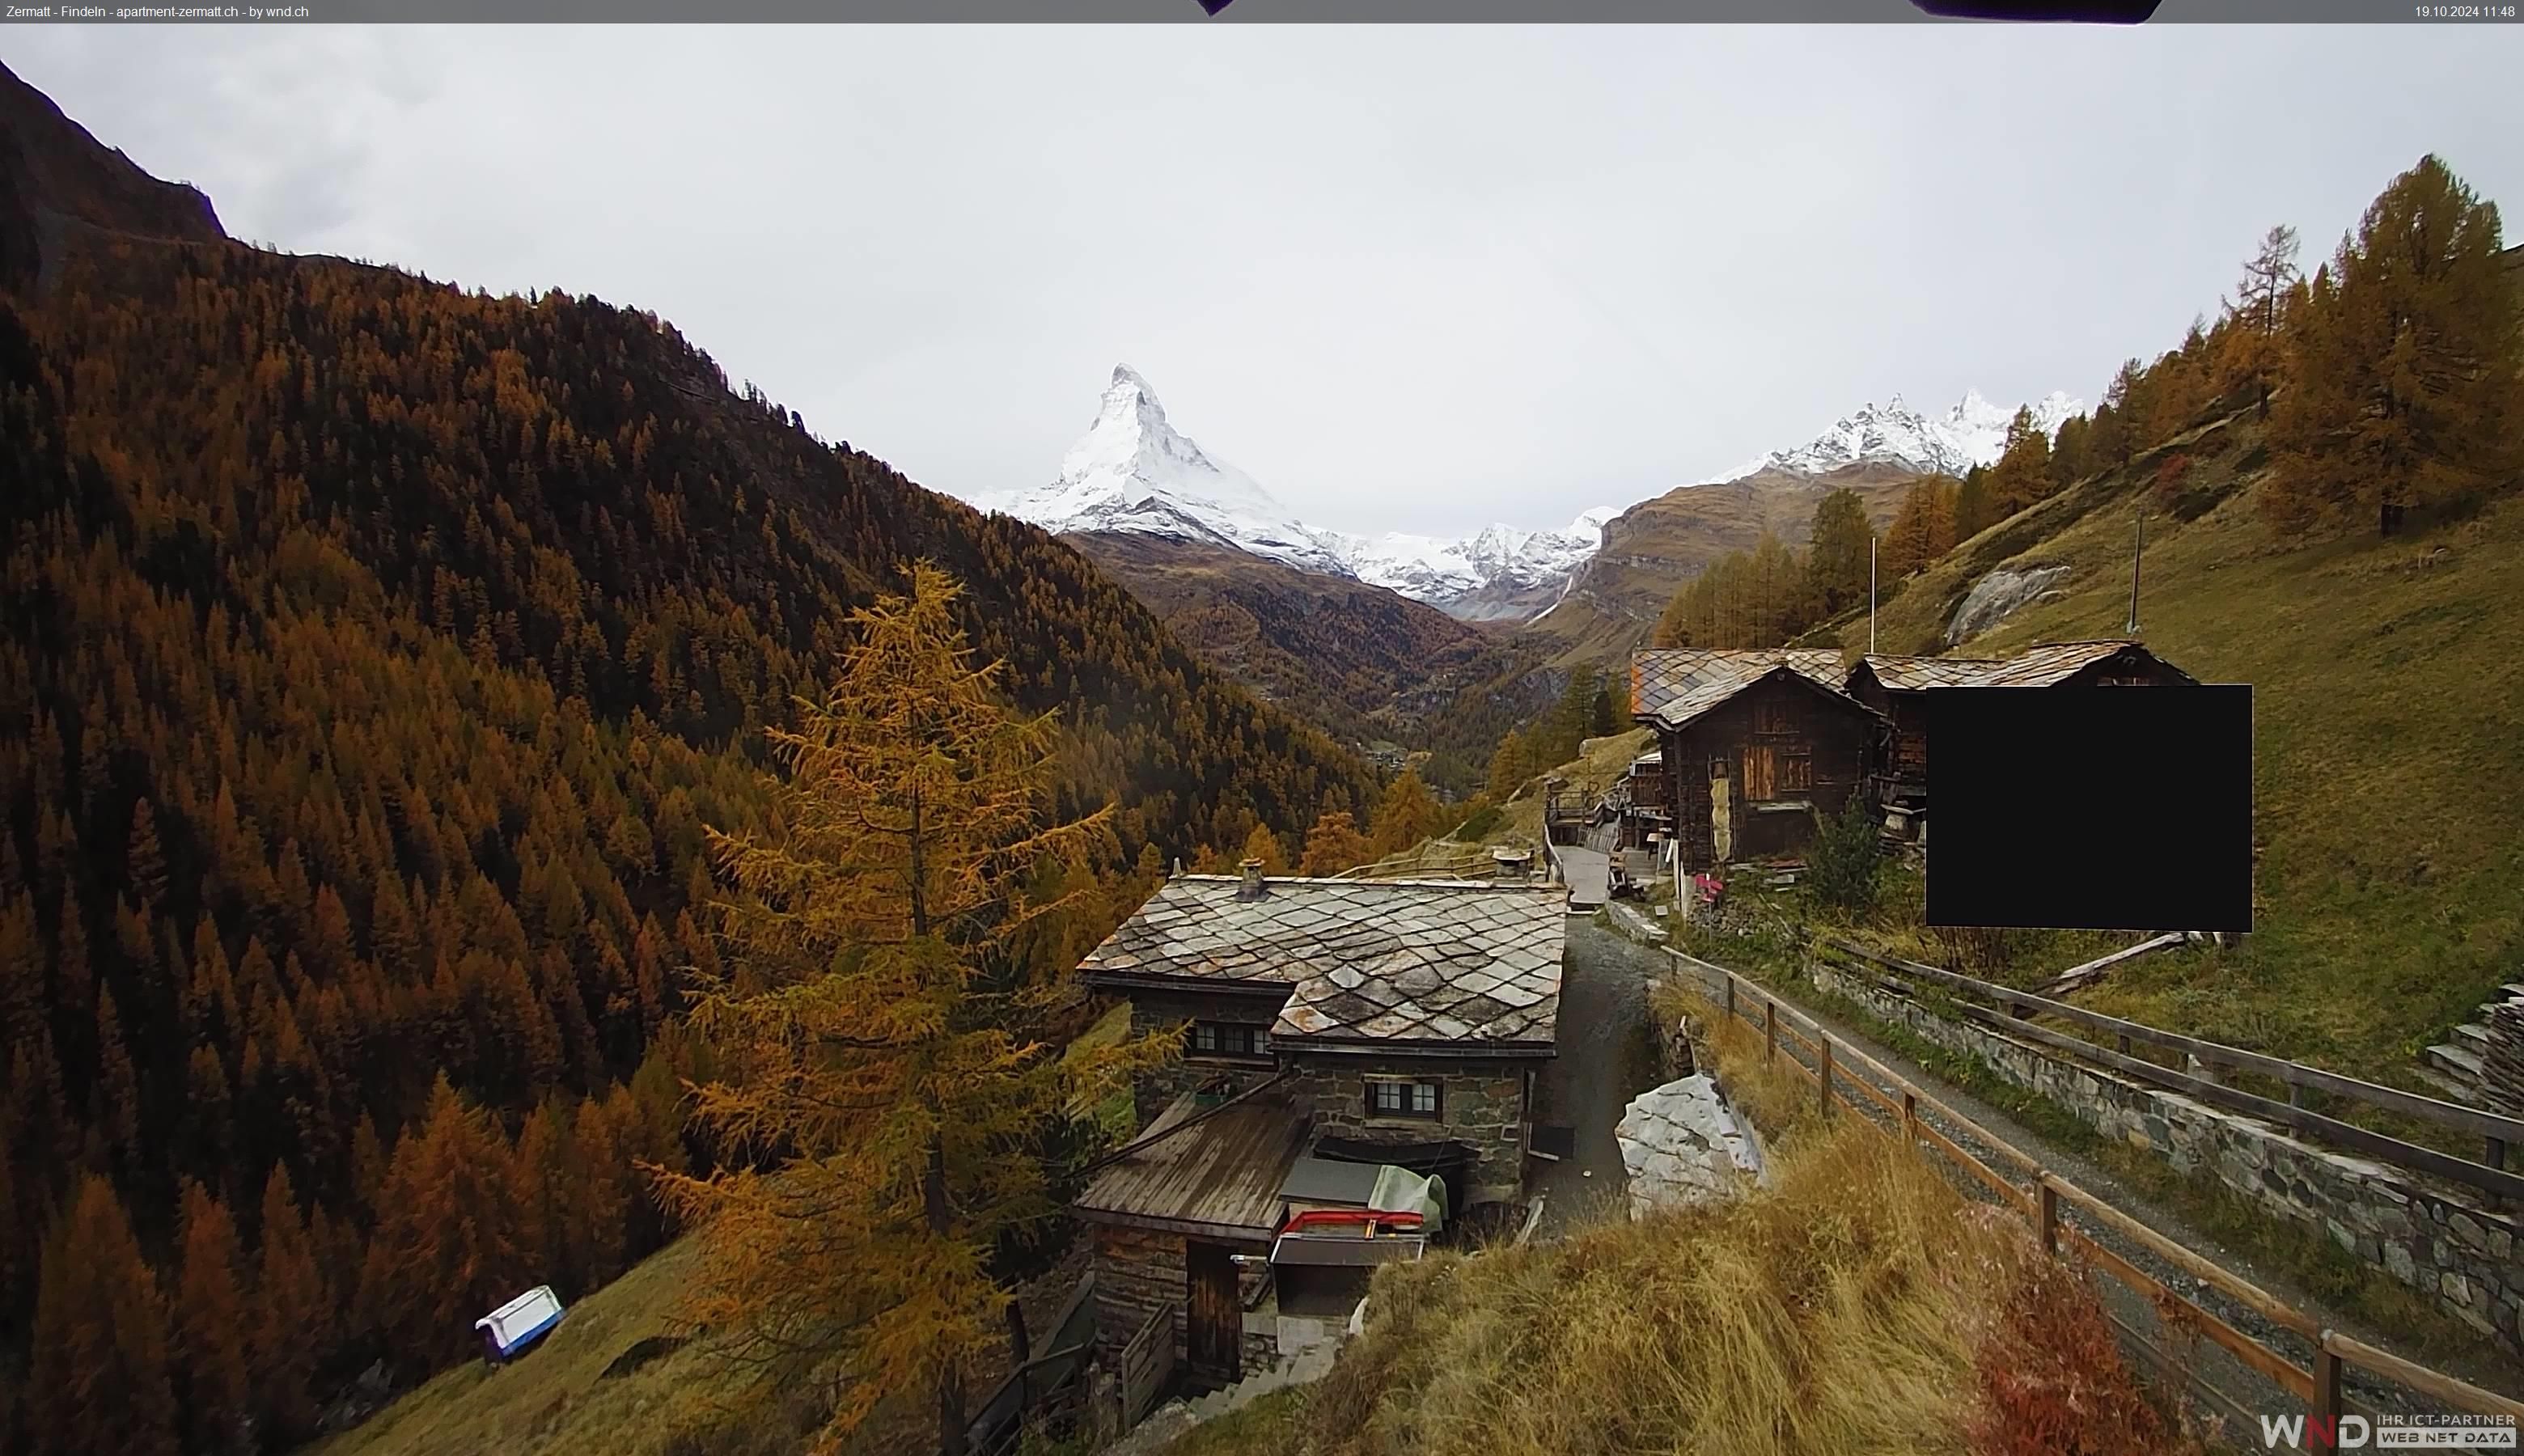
[654,563,1172,1455]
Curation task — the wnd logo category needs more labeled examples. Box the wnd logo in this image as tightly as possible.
[2258,1414,2371,1450]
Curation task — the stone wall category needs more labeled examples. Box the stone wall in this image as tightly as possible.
[1090,1223,1277,1378]
[1281,1054,1532,1204]
[1124,985,1284,1125]
[1789,957,2523,1353]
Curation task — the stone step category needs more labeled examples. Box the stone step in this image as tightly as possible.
[2414,1064,2488,1107]
[2450,1022,2491,1050]
[2422,1042,2486,1081]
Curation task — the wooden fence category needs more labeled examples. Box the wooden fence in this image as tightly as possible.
[965,1273,1099,1456]
[1819,938,2524,1204]
[1671,948,2524,1447]
[1120,1303,1175,1430]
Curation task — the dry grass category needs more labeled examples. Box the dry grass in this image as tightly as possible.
[1232,1121,2010,1456]
[1163,980,2191,1456]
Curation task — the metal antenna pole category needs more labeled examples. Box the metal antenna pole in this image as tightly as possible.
[2126,514,2144,636]
[1869,536,1878,654]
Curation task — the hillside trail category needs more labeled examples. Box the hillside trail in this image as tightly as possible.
[1579,927,2522,1439]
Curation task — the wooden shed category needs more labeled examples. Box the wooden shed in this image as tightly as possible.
[1630,649,1886,874]
[1845,640,2196,808]
[1073,1086,1311,1393]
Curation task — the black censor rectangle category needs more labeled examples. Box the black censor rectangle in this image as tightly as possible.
[1925,684,2251,933]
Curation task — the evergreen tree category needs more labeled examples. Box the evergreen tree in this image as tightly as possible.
[27,1175,180,1456]
[1484,730,1530,800]
[2266,155,2518,536]
[1298,811,1372,875]
[651,565,1171,1454]
[2100,359,2147,464]
[172,1181,254,1456]
[252,1165,326,1443]
[1984,405,2056,518]
[1953,464,1996,542]
[1239,823,1289,874]
[1882,476,1959,579]
[1369,768,1445,857]
[1803,488,1872,617]
[2225,223,2302,417]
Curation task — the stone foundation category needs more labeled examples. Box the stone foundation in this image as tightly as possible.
[1281,1055,1534,1204]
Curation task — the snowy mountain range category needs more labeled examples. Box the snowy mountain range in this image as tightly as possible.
[1712,389,2084,484]
[975,366,1618,617]
[974,366,2080,624]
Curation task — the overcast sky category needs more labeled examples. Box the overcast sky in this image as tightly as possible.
[8,28,2520,535]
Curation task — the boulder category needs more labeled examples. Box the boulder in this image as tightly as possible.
[1616,1073,1770,1219]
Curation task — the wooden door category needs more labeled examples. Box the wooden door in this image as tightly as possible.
[1743,745,1777,802]
[1709,770,1734,864]
[1184,1242,1241,1387]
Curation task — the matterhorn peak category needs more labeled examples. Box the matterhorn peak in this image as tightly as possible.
[990,366,1354,578]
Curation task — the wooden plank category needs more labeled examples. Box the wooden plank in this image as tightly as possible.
[2040,1173,2321,1341]
[1823,938,2524,1146]
[2322,1331,2524,1421]
[2036,933,2188,996]
[2060,1225,2317,1401]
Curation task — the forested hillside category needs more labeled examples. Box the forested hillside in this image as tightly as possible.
[0,62,1378,1455]
[1057,531,1559,794]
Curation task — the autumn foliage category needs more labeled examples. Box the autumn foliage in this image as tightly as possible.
[654,565,1172,1454]
[0,116,1378,1446]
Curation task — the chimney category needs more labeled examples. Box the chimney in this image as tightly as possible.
[1491,848,1533,881]
[1238,858,1268,899]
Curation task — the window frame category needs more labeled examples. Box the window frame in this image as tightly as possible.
[1188,1020,1269,1063]
[1363,1077,1444,1122]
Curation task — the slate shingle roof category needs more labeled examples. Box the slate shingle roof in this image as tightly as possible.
[1853,641,2195,692]
[1629,649,1863,732]
[1852,654,2008,692]
[1964,640,2192,687]
[1078,876,1565,1050]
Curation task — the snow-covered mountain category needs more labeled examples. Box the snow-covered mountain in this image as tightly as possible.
[1327,511,1616,621]
[977,370,2081,629]
[979,366,1357,578]
[1712,389,2084,484]
[980,366,1617,620]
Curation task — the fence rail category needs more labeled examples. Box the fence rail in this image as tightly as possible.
[1818,938,2523,1201]
[1670,948,2524,1443]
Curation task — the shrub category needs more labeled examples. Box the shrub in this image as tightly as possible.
[1806,798,1882,913]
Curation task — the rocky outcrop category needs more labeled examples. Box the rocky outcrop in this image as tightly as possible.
[1616,1073,1769,1220]
[1945,564,2072,645]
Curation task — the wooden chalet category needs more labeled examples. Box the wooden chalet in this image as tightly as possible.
[1844,640,2196,828]
[1072,863,1566,1390]
[1628,649,1885,874]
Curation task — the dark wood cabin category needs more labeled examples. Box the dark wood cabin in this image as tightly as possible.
[1629,650,1886,873]
[1845,640,2196,810]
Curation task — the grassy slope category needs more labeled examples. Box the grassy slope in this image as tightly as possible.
[1851,410,2524,1074]
[308,1238,743,1456]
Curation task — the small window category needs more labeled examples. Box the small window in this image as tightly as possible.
[1781,751,1813,794]
[1189,1022,1266,1060]
[1365,1078,1442,1120]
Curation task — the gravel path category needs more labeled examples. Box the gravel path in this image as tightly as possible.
[1527,918,1666,1236]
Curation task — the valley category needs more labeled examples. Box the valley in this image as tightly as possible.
[7,32,2524,1456]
